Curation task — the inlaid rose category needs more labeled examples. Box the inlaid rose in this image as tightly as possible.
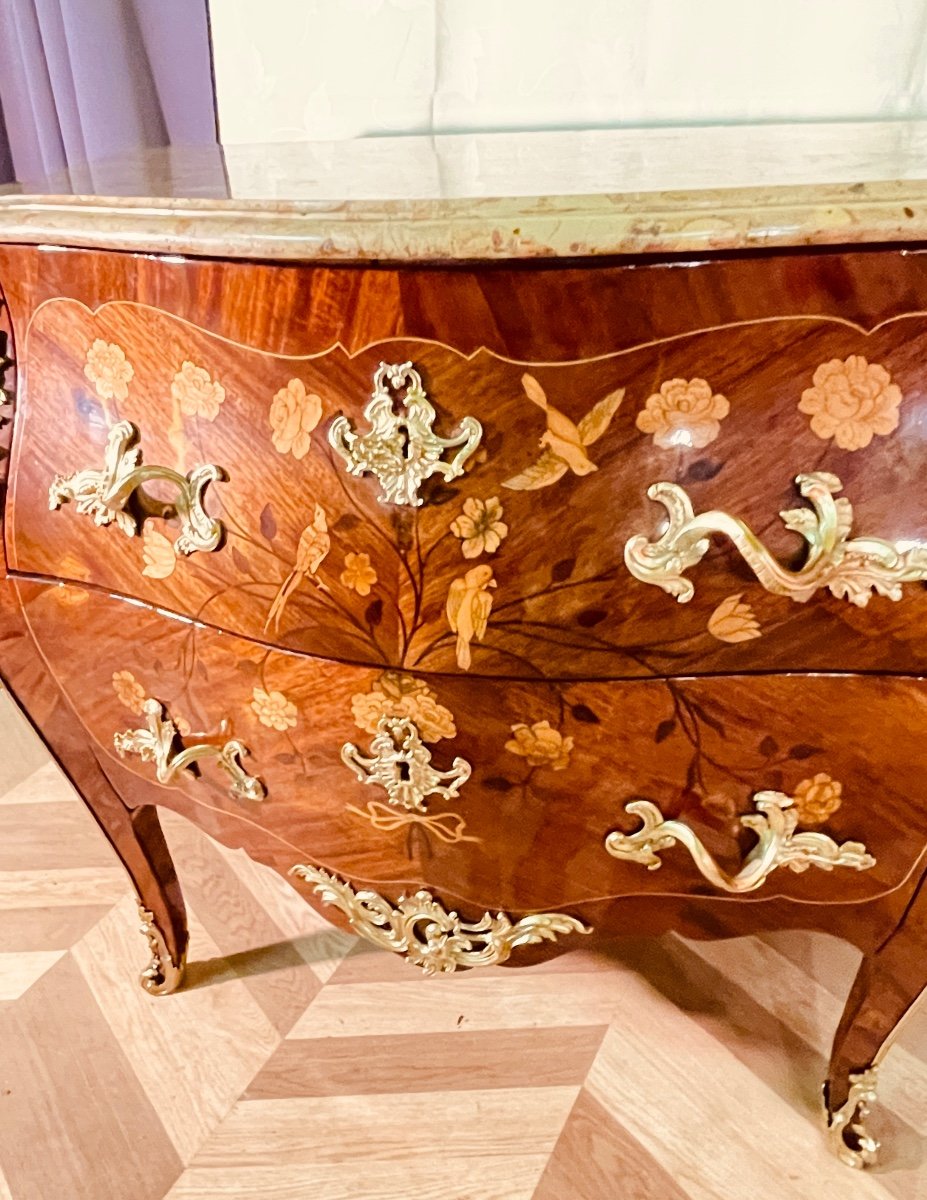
[269,378,323,459]
[171,361,225,420]
[799,356,902,451]
[636,378,729,449]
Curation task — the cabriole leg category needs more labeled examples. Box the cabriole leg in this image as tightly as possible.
[825,873,927,1167]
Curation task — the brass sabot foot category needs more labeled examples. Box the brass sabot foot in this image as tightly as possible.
[137,904,186,995]
[824,1066,880,1169]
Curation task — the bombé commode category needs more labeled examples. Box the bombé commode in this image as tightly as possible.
[3,124,927,1170]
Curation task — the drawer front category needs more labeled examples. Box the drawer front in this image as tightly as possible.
[14,578,927,913]
[10,290,927,678]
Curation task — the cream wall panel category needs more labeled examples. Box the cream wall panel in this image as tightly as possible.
[212,0,927,144]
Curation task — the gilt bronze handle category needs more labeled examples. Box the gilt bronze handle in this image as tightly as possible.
[50,420,225,554]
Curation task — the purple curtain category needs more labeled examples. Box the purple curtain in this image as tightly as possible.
[0,0,218,185]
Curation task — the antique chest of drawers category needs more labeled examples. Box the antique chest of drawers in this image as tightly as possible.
[4,122,927,1169]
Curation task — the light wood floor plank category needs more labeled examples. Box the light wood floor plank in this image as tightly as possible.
[188,1089,578,1167]
[0,949,65,1000]
[72,896,281,1165]
[0,866,128,908]
[0,953,184,1200]
[289,970,646,1039]
[585,990,896,1200]
[247,1025,607,1099]
[534,1087,693,1200]
[166,1156,549,1200]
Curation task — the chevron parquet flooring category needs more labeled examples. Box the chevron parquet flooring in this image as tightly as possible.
[2,687,927,1199]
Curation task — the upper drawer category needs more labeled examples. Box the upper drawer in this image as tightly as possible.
[9,294,927,678]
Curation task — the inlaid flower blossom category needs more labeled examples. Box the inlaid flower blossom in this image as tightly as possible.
[799,356,902,451]
[84,340,134,402]
[505,720,573,770]
[141,526,177,579]
[269,378,323,459]
[171,361,225,420]
[112,669,146,713]
[450,496,508,558]
[636,378,730,449]
[250,687,298,731]
[340,552,378,596]
[791,772,843,826]
[707,593,761,643]
[351,671,456,742]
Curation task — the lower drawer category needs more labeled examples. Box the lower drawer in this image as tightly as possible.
[13,578,927,913]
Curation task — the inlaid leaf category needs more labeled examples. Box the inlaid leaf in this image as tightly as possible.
[689,700,725,736]
[231,545,251,575]
[365,598,383,627]
[551,558,576,583]
[759,734,778,757]
[570,703,600,724]
[655,718,677,744]
[789,743,823,760]
[259,503,277,540]
[275,752,298,765]
[576,608,607,627]
[482,776,515,792]
[333,512,362,533]
[683,458,723,483]
[425,483,459,506]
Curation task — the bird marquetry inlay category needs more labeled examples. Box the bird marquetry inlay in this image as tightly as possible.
[502,374,624,490]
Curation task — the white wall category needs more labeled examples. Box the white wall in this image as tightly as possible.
[211,0,927,144]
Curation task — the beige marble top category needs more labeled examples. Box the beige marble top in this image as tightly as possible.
[5,121,927,262]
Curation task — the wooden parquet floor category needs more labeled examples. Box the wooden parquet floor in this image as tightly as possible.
[2,686,927,1199]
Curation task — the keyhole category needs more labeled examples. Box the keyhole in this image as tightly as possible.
[396,760,411,781]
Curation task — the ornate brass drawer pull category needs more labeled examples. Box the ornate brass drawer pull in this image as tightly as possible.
[341,715,471,812]
[289,864,589,974]
[604,791,875,893]
[329,361,482,506]
[624,470,927,607]
[114,697,265,802]
[49,420,225,554]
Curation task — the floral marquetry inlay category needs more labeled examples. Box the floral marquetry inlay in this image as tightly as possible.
[707,593,762,643]
[636,377,729,449]
[351,672,456,742]
[450,496,508,558]
[84,339,134,403]
[799,356,902,451]
[505,720,574,770]
[250,687,298,731]
[269,378,323,459]
[340,552,377,596]
[791,773,843,826]
[171,361,225,420]
[141,526,177,580]
[112,669,146,714]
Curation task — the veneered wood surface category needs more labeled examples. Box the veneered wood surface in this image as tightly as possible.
[11,577,927,914]
[6,248,927,677]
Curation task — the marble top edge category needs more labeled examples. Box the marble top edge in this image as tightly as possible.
[5,122,927,261]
